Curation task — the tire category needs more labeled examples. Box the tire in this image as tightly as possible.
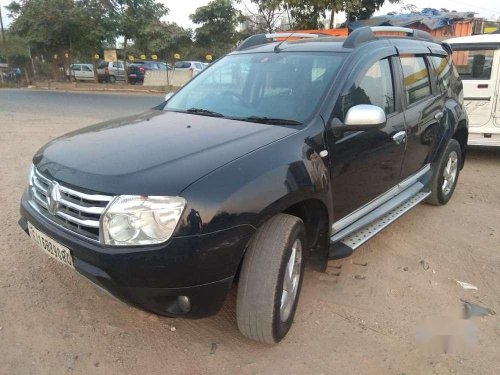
[70,76,76,83]
[426,139,461,206]
[109,75,116,84]
[237,213,306,344]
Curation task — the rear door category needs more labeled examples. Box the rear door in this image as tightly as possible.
[450,44,499,128]
[399,54,443,179]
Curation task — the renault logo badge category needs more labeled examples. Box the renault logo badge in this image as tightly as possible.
[46,181,61,215]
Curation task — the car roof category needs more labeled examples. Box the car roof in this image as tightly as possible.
[445,34,500,45]
[231,36,444,55]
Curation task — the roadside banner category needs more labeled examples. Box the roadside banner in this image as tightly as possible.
[104,50,117,62]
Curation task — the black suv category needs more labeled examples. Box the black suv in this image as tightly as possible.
[128,61,169,84]
[19,27,468,344]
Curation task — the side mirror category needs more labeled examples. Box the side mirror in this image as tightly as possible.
[344,104,386,129]
[164,92,174,102]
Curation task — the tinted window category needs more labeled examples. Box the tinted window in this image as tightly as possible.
[335,58,395,120]
[401,56,431,105]
[82,65,92,72]
[430,55,452,93]
[72,65,81,71]
[451,49,494,80]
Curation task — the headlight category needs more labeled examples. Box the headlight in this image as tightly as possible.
[101,195,186,246]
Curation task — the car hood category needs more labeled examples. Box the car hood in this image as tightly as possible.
[34,110,298,195]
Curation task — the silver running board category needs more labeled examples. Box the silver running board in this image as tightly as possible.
[339,191,430,250]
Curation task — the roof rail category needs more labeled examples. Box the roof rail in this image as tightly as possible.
[236,32,322,51]
[343,26,435,49]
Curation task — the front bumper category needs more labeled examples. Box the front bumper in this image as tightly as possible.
[19,193,254,318]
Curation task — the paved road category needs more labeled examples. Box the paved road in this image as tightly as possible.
[0,89,164,121]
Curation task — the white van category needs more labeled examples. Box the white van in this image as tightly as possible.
[445,34,500,146]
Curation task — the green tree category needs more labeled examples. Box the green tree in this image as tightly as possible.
[134,21,192,61]
[190,0,243,57]
[110,0,168,83]
[247,0,284,33]
[283,0,400,29]
[285,0,327,29]
[72,0,117,81]
[0,32,29,65]
[6,0,79,56]
[345,0,400,22]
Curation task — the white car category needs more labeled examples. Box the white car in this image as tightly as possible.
[445,34,500,146]
[174,61,205,76]
[66,63,95,82]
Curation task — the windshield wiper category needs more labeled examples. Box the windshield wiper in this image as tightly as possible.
[186,108,225,117]
[243,116,302,126]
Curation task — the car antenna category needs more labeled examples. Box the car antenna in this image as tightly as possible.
[274,32,296,53]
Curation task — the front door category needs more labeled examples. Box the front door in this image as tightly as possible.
[450,45,499,128]
[327,56,406,221]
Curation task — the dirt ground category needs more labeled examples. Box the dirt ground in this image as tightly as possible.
[1,109,499,375]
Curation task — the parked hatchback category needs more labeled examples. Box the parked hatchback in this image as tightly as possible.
[97,61,126,83]
[66,63,95,82]
[19,27,468,344]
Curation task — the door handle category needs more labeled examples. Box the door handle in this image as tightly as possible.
[392,131,406,145]
[434,111,444,120]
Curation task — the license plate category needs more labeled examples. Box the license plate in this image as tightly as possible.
[28,222,75,269]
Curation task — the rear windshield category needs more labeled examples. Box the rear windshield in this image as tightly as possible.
[165,52,345,123]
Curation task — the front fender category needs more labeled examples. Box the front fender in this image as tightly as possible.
[175,121,332,238]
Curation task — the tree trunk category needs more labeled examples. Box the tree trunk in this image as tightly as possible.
[91,49,99,83]
[123,37,129,85]
[329,10,335,29]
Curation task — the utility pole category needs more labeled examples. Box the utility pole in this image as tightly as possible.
[0,6,6,44]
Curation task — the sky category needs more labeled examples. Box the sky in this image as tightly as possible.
[1,0,499,30]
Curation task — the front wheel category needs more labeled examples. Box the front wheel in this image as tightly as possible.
[427,139,461,205]
[108,75,116,84]
[237,213,306,344]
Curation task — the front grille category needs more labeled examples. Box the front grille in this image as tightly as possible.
[29,168,113,241]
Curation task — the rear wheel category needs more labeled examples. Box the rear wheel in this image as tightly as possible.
[427,139,461,205]
[237,213,306,344]
[109,75,116,84]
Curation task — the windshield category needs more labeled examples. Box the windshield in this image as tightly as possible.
[165,52,345,124]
